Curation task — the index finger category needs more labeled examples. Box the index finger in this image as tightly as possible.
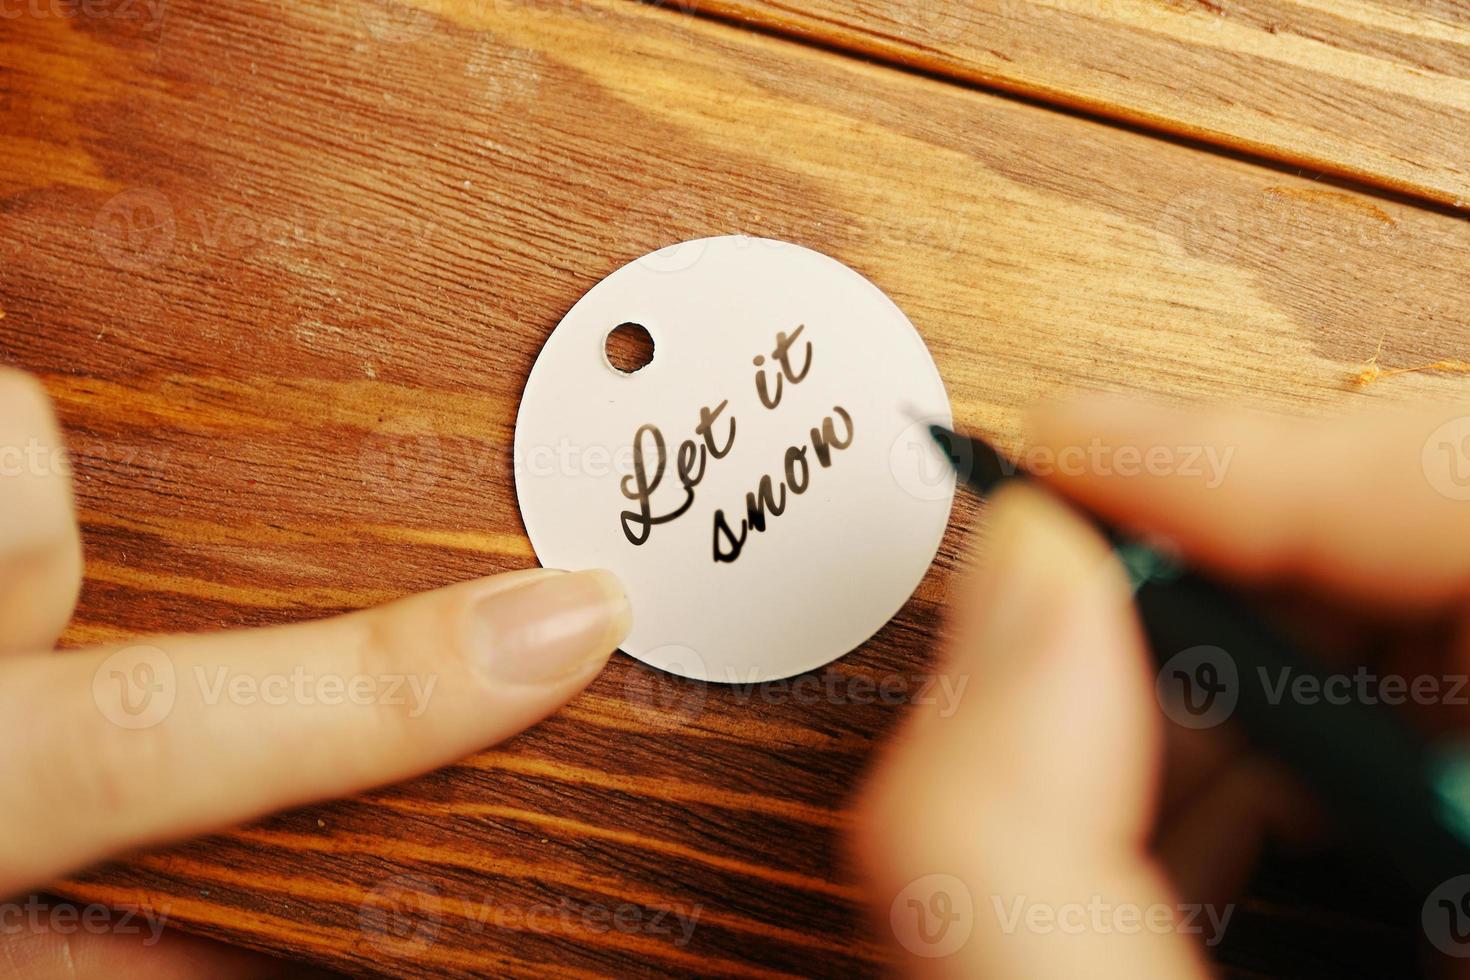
[1027,397,1470,611]
[0,567,630,897]
[0,368,82,654]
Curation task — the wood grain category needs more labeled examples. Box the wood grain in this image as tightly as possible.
[2,0,1469,976]
[679,0,1470,210]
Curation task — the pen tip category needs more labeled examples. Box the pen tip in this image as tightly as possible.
[928,425,963,471]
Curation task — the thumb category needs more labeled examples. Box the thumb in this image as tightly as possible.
[856,484,1211,978]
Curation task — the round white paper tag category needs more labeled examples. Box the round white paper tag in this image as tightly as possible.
[514,236,955,683]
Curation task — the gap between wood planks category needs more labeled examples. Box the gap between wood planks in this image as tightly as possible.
[630,0,1470,223]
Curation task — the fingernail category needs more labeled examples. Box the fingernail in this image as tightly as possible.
[472,569,631,685]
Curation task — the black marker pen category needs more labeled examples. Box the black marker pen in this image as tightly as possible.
[932,424,1470,898]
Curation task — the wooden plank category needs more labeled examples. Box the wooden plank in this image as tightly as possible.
[679,0,1470,209]
[2,0,1468,976]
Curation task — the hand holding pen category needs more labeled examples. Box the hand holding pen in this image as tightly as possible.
[856,396,1470,979]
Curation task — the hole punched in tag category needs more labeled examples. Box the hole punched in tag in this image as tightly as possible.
[605,322,655,375]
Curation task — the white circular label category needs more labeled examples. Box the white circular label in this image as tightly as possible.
[514,236,954,682]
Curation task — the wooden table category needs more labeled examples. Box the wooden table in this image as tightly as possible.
[4,1,1468,976]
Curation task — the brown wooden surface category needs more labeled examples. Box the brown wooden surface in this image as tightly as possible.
[688,0,1470,210]
[3,0,1470,976]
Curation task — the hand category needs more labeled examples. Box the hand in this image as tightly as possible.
[0,367,631,977]
[855,396,1470,977]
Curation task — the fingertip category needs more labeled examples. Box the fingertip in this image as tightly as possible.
[465,567,629,689]
[981,482,1121,580]
[932,484,1161,842]
[0,364,50,408]
[1027,397,1470,607]
[950,483,1132,682]
[581,567,634,649]
[0,366,81,654]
